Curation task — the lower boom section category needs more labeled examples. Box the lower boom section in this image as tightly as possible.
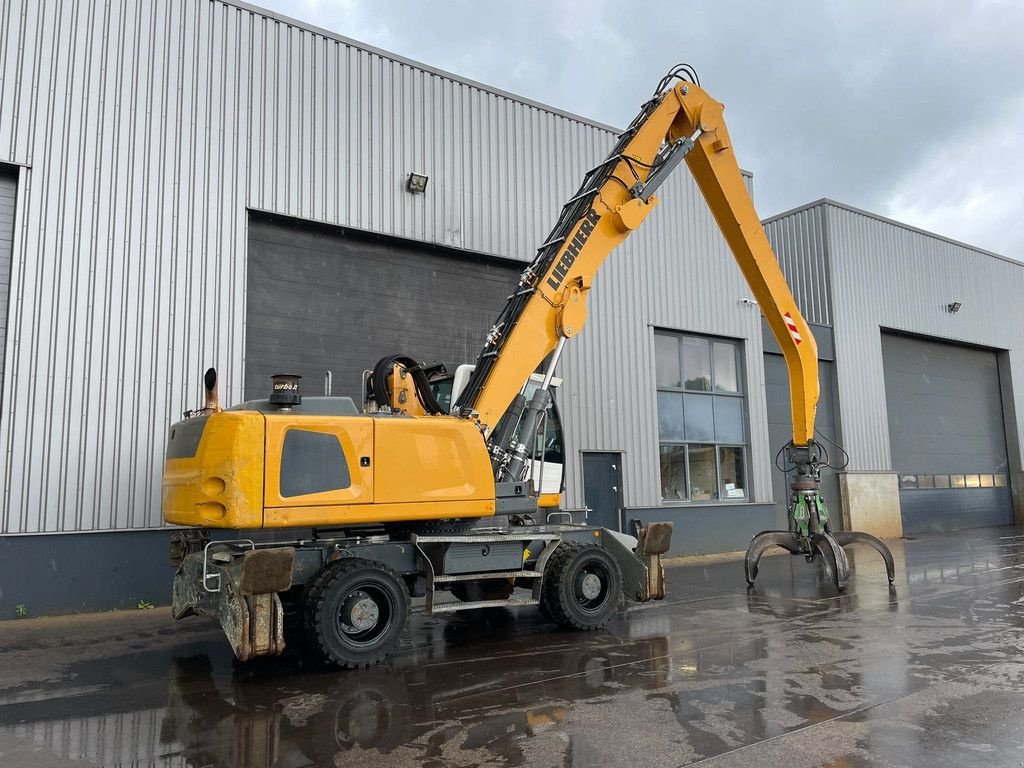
[170,519,673,668]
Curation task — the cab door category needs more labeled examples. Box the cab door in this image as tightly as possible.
[263,416,374,509]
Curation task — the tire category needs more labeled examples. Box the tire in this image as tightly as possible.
[450,578,515,602]
[540,543,622,630]
[303,558,410,669]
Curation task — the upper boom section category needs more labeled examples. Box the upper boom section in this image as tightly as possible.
[455,68,820,446]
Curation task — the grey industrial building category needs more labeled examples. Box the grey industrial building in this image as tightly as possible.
[0,0,1021,615]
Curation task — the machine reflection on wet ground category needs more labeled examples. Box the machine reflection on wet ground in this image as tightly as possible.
[3,527,1024,767]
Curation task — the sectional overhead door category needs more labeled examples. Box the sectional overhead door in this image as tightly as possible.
[881,332,1012,534]
[245,213,520,402]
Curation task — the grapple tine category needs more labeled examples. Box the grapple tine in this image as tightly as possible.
[832,531,896,584]
[812,532,849,591]
[744,531,801,585]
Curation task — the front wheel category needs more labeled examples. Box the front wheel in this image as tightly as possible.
[540,544,622,630]
[304,558,410,669]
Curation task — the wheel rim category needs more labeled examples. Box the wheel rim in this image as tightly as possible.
[572,560,612,614]
[336,584,394,647]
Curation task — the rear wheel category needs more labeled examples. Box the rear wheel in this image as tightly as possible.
[304,558,410,669]
[540,543,622,630]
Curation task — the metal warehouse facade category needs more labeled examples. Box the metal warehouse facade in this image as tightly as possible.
[0,0,1021,615]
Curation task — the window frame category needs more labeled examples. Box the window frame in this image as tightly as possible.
[654,330,750,504]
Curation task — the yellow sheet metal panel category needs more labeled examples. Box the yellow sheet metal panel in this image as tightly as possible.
[373,416,495,506]
[263,499,494,528]
[263,415,374,509]
[163,411,265,529]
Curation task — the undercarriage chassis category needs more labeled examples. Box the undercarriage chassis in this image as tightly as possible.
[170,521,673,666]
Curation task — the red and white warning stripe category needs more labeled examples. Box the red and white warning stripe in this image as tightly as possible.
[783,312,802,345]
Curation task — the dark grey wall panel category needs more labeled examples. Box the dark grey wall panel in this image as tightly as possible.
[0,165,15,394]
[900,488,1013,534]
[245,214,519,401]
[764,354,842,530]
[881,332,1012,532]
[627,504,777,557]
[0,531,174,617]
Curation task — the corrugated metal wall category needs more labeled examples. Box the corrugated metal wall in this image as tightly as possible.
[791,201,1024,473]
[829,202,1024,472]
[763,203,832,326]
[0,0,775,533]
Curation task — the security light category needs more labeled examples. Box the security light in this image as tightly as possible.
[406,172,429,194]
[947,301,962,313]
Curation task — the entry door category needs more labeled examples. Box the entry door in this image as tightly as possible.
[582,452,623,531]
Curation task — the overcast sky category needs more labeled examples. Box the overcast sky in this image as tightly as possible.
[256,0,1023,259]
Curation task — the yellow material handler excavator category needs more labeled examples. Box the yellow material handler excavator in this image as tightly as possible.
[164,65,894,668]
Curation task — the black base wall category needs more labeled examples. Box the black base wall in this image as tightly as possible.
[626,503,777,557]
[0,530,174,619]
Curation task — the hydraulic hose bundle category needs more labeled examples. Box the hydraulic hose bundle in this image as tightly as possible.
[367,354,446,415]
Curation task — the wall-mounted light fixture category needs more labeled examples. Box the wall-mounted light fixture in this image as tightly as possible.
[740,298,759,307]
[947,301,962,313]
[406,172,429,194]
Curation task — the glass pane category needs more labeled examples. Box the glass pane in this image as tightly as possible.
[429,377,455,413]
[713,342,739,392]
[280,430,350,497]
[713,396,744,443]
[682,337,711,391]
[994,474,1008,487]
[655,334,681,387]
[951,474,966,488]
[683,394,715,442]
[688,444,717,501]
[964,474,980,488]
[979,474,994,488]
[918,474,935,489]
[719,447,746,499]
[659,445,688,501]
[657,392,685,441]
[933,475,950,489]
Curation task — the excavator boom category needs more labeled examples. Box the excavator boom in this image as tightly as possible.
[455,65,892,591]
[456,68,818,467]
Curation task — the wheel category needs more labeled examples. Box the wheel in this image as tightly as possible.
[540,543,622,630]
[303,558,410,669]
[450,578,515,602]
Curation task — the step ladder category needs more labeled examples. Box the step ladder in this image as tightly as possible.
[411,531,562,613]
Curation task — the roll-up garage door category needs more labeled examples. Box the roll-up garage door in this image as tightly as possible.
[0,165,16,397]
[245,213,520,402]
[881,332,1012,533]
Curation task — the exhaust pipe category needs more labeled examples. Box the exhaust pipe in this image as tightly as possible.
[203,368,221,413]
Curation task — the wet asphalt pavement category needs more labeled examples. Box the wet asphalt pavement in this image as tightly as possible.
[2,528,1024,767]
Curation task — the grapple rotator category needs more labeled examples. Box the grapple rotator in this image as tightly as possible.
[745,442,895,591]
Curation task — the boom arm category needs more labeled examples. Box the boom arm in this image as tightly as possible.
[456,69,819,464]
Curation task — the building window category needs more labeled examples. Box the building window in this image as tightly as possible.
[655,331,747,502]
